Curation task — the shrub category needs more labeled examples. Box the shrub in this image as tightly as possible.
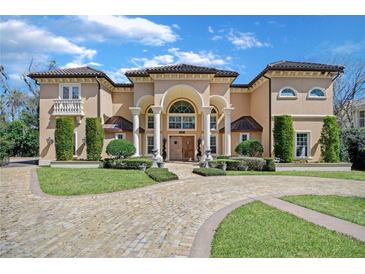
[273,115,295,163]
[193,167,226,176]
[0,135,13,161]
[216,155,231,159]
[86,117,104,161]
[232,156,266,171]
[263,157,276,171]
[209,159,242,170]
[55,117,74,160]
[5,120,38,157]
[145,168,178,182]
[341,128,365,169]
[106,139,135,159]
[235,139,263,157]
[103,157,152,169]
[319,116,340,163]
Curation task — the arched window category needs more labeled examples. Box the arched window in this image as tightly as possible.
[146,107,154,129]
[278,87,297,98]
[308,88,326,98]
[210,107,218,130]
[168,100,196,129]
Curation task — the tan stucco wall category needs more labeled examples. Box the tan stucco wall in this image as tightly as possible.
[112,92,134,121]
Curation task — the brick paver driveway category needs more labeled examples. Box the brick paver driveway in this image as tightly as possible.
[1,166,365,257]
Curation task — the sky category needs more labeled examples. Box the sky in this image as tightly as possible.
[1,15,364,88]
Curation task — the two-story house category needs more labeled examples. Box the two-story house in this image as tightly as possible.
[29,61,344,166]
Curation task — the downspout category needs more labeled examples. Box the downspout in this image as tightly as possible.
[263,75,272,157]
[95,76,101,118]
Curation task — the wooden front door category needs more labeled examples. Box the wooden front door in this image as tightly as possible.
[169,136,194,161]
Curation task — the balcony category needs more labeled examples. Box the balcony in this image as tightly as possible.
[53,99,84,116]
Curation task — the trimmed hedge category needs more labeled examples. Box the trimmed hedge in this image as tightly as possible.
[103,157,152,169]
[193,167,226,176]
[145,168,178,182]
[55,117,74,160]
[86,117,104,161]
[235,139,263,157]
[106,139,135,159]
[209,159,244,171]
[263,157,276,171]
[320,116,340,163]
[273,115,295,163]
[216,155,231,159]
[232,156,266,171]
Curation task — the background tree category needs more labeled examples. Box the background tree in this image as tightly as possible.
[5,89,26,121]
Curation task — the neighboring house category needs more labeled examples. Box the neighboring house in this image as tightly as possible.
[351,98,365,128]
[29,61,344,165]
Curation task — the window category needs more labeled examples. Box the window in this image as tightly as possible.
[240,133,250,143]
[147,108,154,129]
[360,111,365,128]
[147,135,154,154]
[210,135,217,154]
[60,84,80,99]
[278,87,297,98]
[308,88,326,98]
[115,133,125,140]
[295,132,310,158]
[168,100,196,129]
[210,108,217,130]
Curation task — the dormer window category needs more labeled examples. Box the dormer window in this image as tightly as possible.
[60,84,81,100]
[308,87,326,99]
[278,87,297,99]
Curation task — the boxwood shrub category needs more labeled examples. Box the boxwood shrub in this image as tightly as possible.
[235,139,263,157]
[103,157,152,169]
[193,167,226,176]
[145,168,178,182]
[209,159,243,171]
[55,117,74,160]
[273,115,294,162]
[106,139,135,159]
[263,157,276,171]
[320,116,340,163]
[232,156,266,171]
[86,117,104,161]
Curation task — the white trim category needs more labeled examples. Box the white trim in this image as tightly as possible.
[145,134,155,156]
[210,134,218,155]
[278,86,298,99]
[115,133,126,140]
[59,83,81,100]
[294,130,312,159]
[307,87,327,100]
[167,134,196,161]
[239,132,250,143]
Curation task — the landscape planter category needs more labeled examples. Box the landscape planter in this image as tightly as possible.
[276,162,352,171]
[50,161,102,168]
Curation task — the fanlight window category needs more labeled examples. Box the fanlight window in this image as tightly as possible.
[168,100,196,129]
[169,101,195,113]
[279,88,296,98]
[308,88,325,98]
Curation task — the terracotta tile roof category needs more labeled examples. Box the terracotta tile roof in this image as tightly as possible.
[125,64,239,77]
[219,116,263,133]
[103,116,145,133]
[267,60,344,72]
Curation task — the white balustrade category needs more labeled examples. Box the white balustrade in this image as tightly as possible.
[53,99,84,116]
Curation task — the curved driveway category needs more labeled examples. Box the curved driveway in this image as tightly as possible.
[1,166,365,257]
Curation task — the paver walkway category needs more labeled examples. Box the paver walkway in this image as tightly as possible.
[1,165,365,257]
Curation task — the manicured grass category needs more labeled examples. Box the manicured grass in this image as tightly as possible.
[145,168,178,182]
[37,167,155,196]
[211,201,365,258]
[282,195,365,226]
[192,167,226,176]
[226,170,365,181]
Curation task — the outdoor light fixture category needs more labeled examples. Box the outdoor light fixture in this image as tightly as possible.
[46,137,54,145]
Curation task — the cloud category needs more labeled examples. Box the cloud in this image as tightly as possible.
[208,26,214,33]
[79,16,178,46]
[332,41,364,55]
[0,19,97,75]
[63,60,102,69]
[168,48,229,66]
[131,54,174,67]
[227,30,270,50]
[172,24,180,29]
[212,35,223,41]
[267,20,285,28]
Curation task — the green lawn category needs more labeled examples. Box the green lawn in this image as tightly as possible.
[37,167,155,196]
[282,195,365,226]
[226,170,365,181]
[211,201,365,258]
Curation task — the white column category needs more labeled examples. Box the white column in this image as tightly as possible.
[129,107,141,157]
[223,108,234,156]
[151,106,163,161]
[202,106,213,160]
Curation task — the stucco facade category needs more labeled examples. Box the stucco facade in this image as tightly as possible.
[30,62,343,165]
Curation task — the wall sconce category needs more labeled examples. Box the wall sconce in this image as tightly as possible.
[46,137,54,145]
[82,138,86,144]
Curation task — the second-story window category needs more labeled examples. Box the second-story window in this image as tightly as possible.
[278,87,297,99]
[147,107,154,129]
[210,108,217,130]
[60,84,80,100]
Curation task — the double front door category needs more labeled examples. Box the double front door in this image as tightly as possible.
[169,136,194,161]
